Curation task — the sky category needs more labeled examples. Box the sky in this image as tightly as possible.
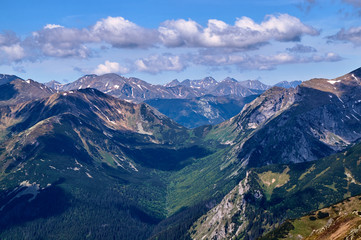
[1,0,361,85]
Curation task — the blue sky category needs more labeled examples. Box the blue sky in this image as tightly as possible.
[1,0,361,85]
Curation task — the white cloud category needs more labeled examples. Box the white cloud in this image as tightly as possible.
[159,14,319,49]
[0,14,323,71]
[328,26,361,45]
[0,32,26,63]
[27,26,92,58]
[23,16,158,59]
[93,60,129,75]
[135,54,187,73]
[0,44,26,61]
[91,16,158,48]
[44,24,64,30]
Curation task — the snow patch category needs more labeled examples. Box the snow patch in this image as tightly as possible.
[352,74,358,82]
[337,96,344,103]
[327,80,341,85]
[351,114,360,121]
[128,162,138,172]
[86,172,93,178]
[114,85,120,89]
[75,159,83,167]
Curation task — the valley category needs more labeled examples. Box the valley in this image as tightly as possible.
[0,68,360,239]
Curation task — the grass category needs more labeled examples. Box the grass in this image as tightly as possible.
[257,167,290,200]
[299,164,315,180]
[285,195,361,239]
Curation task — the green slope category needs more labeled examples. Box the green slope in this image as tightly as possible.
[191,140,361,239]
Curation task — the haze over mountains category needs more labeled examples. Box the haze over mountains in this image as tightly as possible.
[1,68,361,239]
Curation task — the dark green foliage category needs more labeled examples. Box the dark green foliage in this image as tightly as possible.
[259,220,295,240]
[317,211,329,219]
[124,145,211,171]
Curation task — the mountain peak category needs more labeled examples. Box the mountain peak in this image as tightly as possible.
[274,80,302,89]
[238,79,270,90]
[202,76,217,83]
[0,74,22,85]
[164,79,181,87]
[222,77,238,83]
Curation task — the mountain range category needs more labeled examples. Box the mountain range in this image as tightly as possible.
[0,68,360,239]
[45,74,269,103]
[44,74,299,128]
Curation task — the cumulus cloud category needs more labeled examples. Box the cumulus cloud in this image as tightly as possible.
[0,31,26,63]
[0,44,26,61]
[159,14,319,49]
[135,54,187,73]
[91,16,158,48]
[0,14,323,71]
[287,44,317,53]
[328,26,361,45]
[26,25,92,58]
[93,60,130,75]
[18,16,158,59]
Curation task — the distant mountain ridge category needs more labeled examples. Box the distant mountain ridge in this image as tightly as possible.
[44,74,301,103]
[145,94,259,128]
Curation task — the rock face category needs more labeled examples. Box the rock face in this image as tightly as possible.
[190,172,251,240]
[210,68,361,167]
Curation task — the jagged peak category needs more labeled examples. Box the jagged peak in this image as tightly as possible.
[46,80,61,84]
[222,77,238,83]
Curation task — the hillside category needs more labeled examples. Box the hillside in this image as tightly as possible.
[191,138,361,239]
